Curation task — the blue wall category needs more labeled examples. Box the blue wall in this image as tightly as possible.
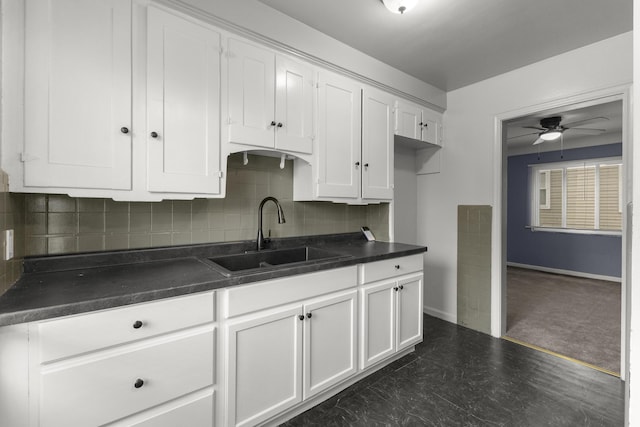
[507,143,622,278]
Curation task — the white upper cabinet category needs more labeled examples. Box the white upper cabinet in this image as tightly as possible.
[227,39,313,155]
[23,0,132,190]
[316,71,362,199]
[146,6,222,195]
[361,87,394,200]
[294,73,393,204]
[8,1,226,200]
[274,56,314,154]
[395,100,442,146]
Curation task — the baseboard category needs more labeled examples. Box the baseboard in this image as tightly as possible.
[423,305,456,323]
[507,262,621,283]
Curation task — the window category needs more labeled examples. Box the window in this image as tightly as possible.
[539,170,550,209]
[530,158,622,233]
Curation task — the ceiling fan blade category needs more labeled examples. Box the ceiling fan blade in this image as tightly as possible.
[507,131,540,140]
[532,137,545,146]
[562,116,609,128]
[522,126,546,131]
[565,127,606,135]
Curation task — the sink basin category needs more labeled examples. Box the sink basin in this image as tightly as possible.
[206,246,349,276]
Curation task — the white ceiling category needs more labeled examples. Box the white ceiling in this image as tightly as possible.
[258,0,632,91]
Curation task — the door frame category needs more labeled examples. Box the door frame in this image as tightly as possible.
[492,84,631,380]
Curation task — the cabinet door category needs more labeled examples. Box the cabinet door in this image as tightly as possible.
[395,101,421,140]
[303,290,357,399]
[227,38,275,149]
[147,7,222,194]
[24,0,132,190]
[420,111,440,145]
[362,88,394,200]
[274,56,314,154]
[226,306,303,427]
[396,274,424,351]
[316,71,361,199]
[360,280,396,369]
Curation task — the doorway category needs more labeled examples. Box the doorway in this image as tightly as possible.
[494,90,630,379]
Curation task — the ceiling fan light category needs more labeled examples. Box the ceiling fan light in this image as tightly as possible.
[381,0,418,14]
[540,130,562,141]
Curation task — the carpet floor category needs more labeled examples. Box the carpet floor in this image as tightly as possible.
[505,267,621,374]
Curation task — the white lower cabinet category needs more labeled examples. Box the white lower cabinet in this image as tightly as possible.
[303,290,358,399]
[0,258,424,427]
[360,256,424,370]
[224,289,357,427]
[123,390,214,427]
[225,305,303,427]
[31,292,217,427]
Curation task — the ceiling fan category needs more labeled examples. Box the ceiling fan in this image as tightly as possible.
[515,116,609,145]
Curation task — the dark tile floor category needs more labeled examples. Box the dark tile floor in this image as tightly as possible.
[283,315,624,426]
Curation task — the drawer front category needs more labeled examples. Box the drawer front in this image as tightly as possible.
[39,326,214,427]
[114,389,214,427]
[225,266,357,318]
[38,291,215,363]
[359,254,423,284]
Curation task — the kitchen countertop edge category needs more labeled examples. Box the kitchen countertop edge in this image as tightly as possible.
[0,234,427,327]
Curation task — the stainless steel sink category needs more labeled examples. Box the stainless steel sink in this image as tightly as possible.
[206,246,349,276]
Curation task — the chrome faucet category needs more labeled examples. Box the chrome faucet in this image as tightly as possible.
[257,196,286,251]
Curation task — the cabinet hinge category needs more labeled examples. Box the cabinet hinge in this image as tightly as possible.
[219,46,224,55]
[20,152,37,162]
[218,171,224,178]
[227,117,233,125]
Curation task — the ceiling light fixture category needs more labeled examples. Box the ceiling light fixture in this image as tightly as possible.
[540,130,563,141]
[381,0,418,14]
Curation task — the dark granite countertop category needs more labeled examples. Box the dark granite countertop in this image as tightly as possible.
[0,233,426,327]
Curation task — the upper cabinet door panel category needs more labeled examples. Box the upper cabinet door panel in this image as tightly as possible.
[24,0,132,189]
[362,88,394,200]
[316,72,361,199]
[227,38,275,149]
[420,111,439,145]
[146,6,222,194]
[274,56,313,154]
[395,102,421,140]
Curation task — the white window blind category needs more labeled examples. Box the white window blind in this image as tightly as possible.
[566,165,596,229]
[599,164,622,230]
[530,158,622,233]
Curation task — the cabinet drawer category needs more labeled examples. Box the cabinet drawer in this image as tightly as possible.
[113,389,214,427]
[224,266,357,318]
[39,326,214,427]
[38,291,215,363]
[359,254,423,284]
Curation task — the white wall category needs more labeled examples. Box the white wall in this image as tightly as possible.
[393,145,418,244]
[161,0,445,110]
[417,31,632,325]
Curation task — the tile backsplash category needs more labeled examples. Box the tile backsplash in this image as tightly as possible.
[0,170,25,294]
[21,153,390,257]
